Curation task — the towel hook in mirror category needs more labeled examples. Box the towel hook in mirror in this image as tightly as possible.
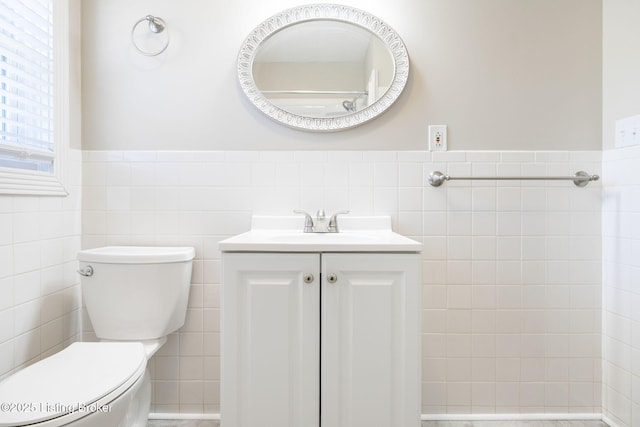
[131,15,170,56]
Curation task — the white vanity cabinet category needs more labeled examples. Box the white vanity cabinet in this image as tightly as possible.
[221,253,320,427]
[221,251,421,427]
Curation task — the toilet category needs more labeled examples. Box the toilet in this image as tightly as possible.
[0,246,195,427]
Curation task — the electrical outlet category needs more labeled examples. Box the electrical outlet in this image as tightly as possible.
[632,115,640,146]
[429,125,447,151]
[615,114,640,148]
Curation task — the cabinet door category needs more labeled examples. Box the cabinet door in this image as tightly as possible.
[321,253,421,427]
[221,253,320,427]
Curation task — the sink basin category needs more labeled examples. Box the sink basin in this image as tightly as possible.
[262,231,378,243]
[218,215,422,252]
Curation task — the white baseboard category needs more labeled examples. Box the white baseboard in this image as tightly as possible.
[149,413,221,420]
[150,413,603,422]
[421,413,603,421]
[602,414,621,427]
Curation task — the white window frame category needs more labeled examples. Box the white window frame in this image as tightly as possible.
[0,0,69,196]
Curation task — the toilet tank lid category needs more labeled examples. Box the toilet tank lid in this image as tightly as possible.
[0,342,146,426]
[78,246,195,263]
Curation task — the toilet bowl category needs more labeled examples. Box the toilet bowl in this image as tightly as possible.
[0,246,195,427]
[0,342,149,427]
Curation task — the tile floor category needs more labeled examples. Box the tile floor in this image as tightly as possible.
[146,420,609,427]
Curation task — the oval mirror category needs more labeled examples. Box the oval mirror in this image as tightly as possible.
[238,4,409,132]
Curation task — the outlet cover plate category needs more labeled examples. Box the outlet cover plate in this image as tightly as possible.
[615,115,640,149]
[429,125,447,151]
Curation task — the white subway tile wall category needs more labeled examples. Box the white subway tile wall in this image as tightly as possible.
[0,150,83,381]
[81,150,602,415]
[602,146,640,427]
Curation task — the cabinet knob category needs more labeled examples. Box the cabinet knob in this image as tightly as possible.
[303,273,314,284]
[327,273,338,283]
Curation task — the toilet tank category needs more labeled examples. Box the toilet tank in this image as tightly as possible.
[77,246,195,341]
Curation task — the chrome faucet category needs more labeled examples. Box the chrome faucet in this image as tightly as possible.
[294,209,349,233]
[328,210,349,233]
[293,210,315,233]
[315,209,327,231]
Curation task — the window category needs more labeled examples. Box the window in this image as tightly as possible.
[0,0,68,195]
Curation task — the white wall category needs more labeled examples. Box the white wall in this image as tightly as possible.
[602,148,640,427]
[77,0,606,419]
[80,0,602,151]
[602,0,640,151]
[602,0,640,426]
[0,150,83,381]
[0,0,84,383]
[81,149,602,415]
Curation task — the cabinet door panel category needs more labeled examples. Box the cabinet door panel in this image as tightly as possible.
[321,253,421,427]
[222,253,320,427]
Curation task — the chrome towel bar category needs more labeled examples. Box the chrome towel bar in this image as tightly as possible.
[428,170,599,188]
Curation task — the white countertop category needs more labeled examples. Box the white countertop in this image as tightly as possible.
[218,215,422,253]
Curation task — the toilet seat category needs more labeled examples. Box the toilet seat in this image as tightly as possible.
[0,342,146,427]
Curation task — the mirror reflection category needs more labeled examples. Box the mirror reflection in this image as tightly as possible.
[237,4,409,131]
[252,20,394,118]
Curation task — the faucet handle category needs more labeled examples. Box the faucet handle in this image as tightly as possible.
[293,210,314,232]
[328,210,350,232]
